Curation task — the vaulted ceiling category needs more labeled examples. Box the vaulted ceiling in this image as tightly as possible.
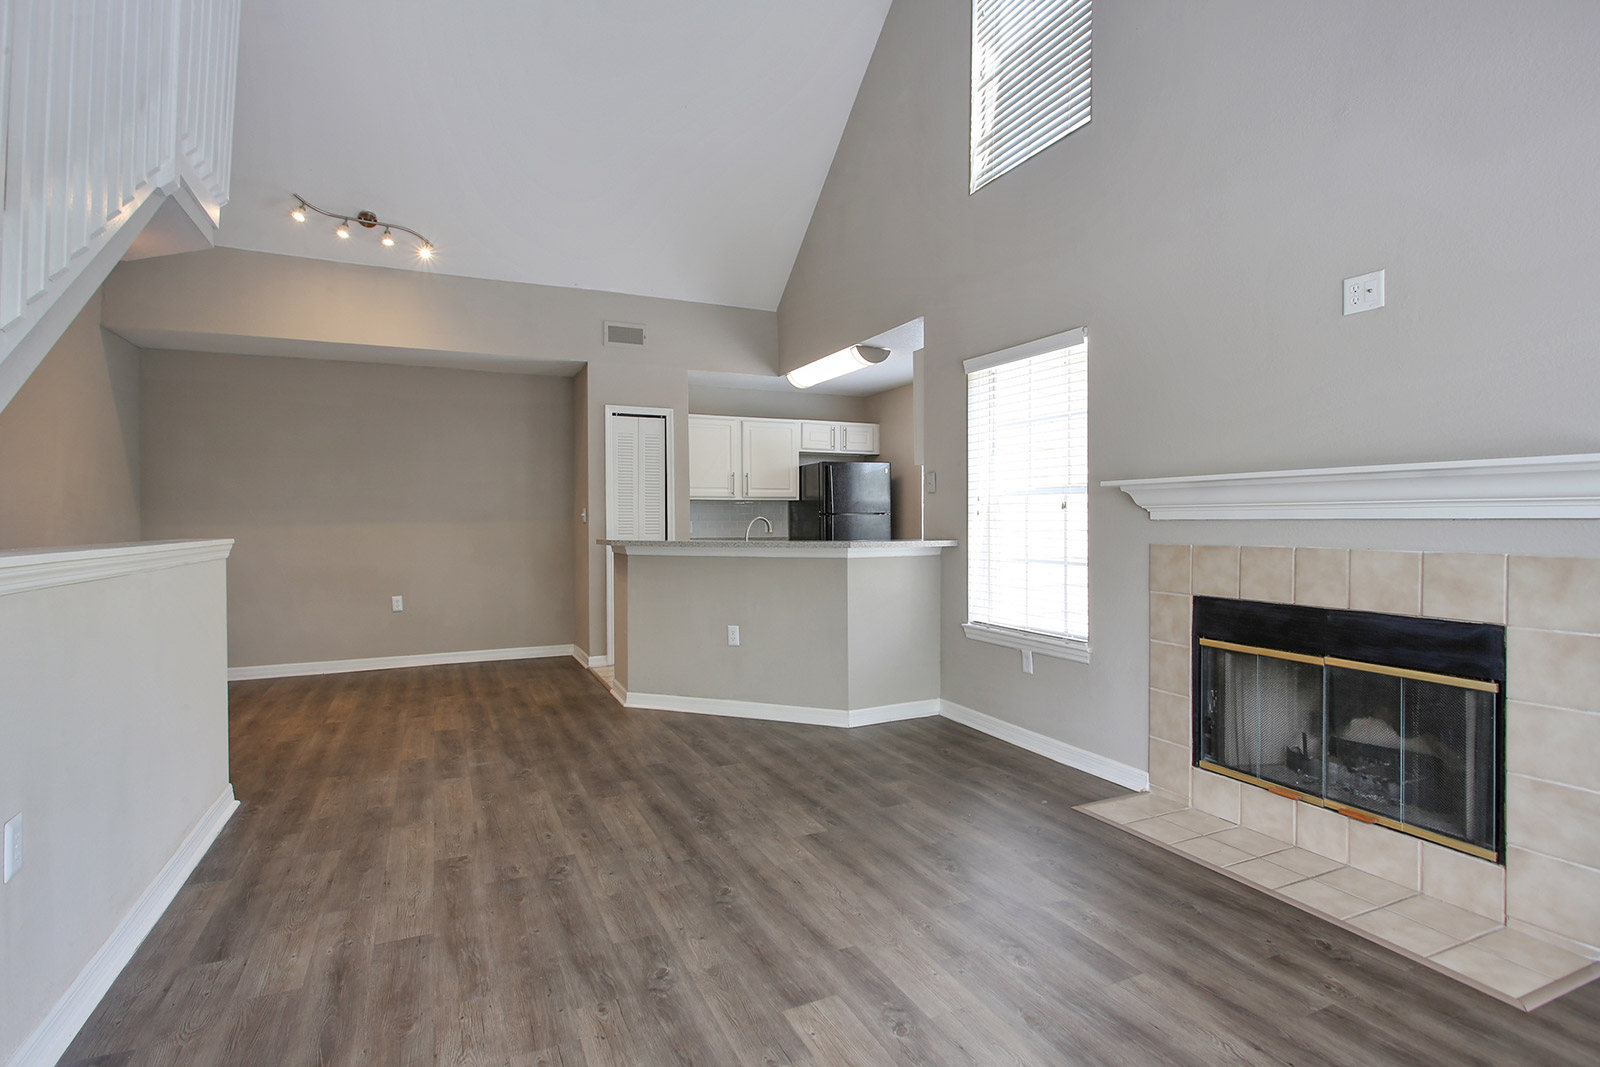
[218,0,893,312]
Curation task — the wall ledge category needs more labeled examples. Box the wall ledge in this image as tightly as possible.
[1102,453,1600,521]
[0,540,234,598]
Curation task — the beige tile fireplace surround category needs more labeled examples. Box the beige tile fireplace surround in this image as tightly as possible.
[1081,545,1600,1010]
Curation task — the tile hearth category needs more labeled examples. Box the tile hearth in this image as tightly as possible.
[1129,543,1600,1010]
[1079,791,1599,1010]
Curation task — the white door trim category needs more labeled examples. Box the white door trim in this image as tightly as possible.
[603,405,676,662]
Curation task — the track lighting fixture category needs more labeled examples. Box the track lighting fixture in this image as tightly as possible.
[289,195,436,260]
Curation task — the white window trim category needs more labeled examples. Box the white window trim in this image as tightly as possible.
[962,327,1085,374]
[963,326,1090,662]
[962,621,1090,663]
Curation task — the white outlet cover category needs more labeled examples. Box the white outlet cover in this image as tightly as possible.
[727,624,740,646]
[1344,269,1385,315]
[392,595,404,612]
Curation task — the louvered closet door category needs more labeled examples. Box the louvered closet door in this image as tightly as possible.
[611,414,668,539]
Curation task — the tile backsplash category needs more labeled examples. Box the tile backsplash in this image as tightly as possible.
[690,500,790,539]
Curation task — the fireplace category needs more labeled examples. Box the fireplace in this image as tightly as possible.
[1192,596,1505,860]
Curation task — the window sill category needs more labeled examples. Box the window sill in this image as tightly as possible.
[962,623,1090,664]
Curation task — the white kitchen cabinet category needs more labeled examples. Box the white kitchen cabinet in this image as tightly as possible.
[741,419,802,498]
[688,415,741,498]
[800,421,837,452]
[689,415,801,499]
[798,421,879,455]
[839,422,879,454]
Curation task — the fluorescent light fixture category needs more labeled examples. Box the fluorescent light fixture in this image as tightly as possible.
[786,345,890,389]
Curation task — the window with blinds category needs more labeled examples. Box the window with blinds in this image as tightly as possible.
[971,0,1092,193]
[964,328,1088,659]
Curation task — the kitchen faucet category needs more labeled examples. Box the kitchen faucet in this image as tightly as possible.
[745,515,774,541]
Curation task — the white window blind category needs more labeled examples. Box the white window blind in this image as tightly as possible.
[965,329,1088,656]
[971,0,1092,193]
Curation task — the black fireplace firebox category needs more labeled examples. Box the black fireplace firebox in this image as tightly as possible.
[1192,597,1505,861]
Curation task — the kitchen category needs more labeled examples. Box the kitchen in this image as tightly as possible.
[602,324,956,726]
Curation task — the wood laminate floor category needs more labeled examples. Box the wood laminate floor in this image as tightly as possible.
[60,659,1600,1066]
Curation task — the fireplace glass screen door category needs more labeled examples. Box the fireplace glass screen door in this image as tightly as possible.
[1193,599,1503,861]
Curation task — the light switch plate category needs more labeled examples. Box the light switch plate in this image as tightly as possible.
[924,470,937,494]
[1344,269,1385,315]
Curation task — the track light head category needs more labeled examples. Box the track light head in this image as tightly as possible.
[335,219,351,239]
[381,228,395,247]
[417,242,434,260]
[289,201,307,223]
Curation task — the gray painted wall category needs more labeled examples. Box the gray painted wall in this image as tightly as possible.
[103,247,783,662]
[778,1,1600,769]
[140,350,574,668]
[0,291,141,550]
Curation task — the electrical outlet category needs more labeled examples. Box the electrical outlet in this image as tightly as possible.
[4,813,21,884]
[727,624,740,647]
[391,595,404,612]
[924,470,937,494]
[1343,269,1385,315]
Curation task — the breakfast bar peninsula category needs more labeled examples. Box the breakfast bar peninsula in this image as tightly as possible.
[600,539,956,727]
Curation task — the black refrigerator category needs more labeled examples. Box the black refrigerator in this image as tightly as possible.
[789,461,891,540]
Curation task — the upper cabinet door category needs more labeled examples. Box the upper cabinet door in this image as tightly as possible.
[799,421,837,452]
[742,420,801,499]
[688,415,741,499]
[838,422,880,454]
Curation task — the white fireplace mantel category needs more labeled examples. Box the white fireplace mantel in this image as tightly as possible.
[1102,453,1600,521]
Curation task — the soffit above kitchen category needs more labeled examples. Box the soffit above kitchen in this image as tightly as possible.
[217,0,892,313]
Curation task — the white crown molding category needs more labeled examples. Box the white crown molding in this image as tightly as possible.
[616,687,941,729]
[1103,453,1600,521]
[228,644,575,681]
[939,700,1149,793]
[0,540,235,598]
[5,786,238,1067]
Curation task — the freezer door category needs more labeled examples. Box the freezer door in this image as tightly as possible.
[823,512,891,541]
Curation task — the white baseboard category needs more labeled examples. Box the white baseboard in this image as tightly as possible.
[228,644,576,681]
[6,786,239,1067]
[616,688,941,729]
[939,700,1149,792]
[570,649,613,669]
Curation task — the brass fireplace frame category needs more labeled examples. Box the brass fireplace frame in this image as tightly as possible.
[1195,636,1501,862]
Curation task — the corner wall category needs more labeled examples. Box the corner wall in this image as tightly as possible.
[777,0,1600,771]
[0,292,141,551]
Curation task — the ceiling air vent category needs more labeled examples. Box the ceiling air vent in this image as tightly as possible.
[604,321,646,347]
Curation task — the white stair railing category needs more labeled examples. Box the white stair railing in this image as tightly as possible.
[0,0,239,411]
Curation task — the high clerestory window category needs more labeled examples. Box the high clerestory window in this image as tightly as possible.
[970,0,1092,192]
[964,329,1090,662]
